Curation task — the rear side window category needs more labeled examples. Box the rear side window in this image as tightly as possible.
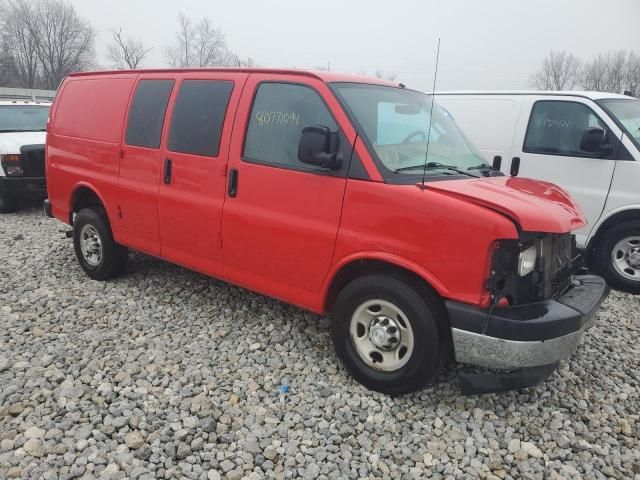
[53,77,134,143]
[168,80,233,157]
[243,83,337,168]
[125,79,174,149]
[523,101,608,157]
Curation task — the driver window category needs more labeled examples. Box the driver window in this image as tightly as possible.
[524,101,609,157]
[243,82,337,169]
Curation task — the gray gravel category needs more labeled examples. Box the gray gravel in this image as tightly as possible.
[1,205,639,480]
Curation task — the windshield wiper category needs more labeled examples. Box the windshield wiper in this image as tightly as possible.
[0,129,42,133]
[467,164,495,171]
[395,162,478,177]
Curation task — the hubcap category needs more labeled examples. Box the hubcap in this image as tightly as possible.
[611,236,640,281]
[80,224,103,267]
[349,299,414,372]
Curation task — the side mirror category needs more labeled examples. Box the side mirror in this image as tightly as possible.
[580,128,608,154]
[492,155,502,171]
[298,125,342,170]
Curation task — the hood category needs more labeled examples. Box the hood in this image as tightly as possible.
[0,131,46,155]
[428,176,585,233]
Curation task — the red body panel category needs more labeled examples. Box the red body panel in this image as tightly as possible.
[428,176,586,233]
[329,181,519,307]
[46,68,587,315]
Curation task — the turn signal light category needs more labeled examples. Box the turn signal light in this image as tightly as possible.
[496,297,511,307]
[0,154,23,176]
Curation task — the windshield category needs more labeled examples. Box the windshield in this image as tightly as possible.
[0,105,49,132]
[332,83,487,180]
[598,98,640,148]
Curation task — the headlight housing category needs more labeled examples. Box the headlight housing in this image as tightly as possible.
[517,245,537,276]
[1,154,23,176]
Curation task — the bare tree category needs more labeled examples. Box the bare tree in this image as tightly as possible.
[582,50,632,93]
[1,0,40,88]
[375,70,398,82]
[0,37,16,86]
[607,50,628,93]
[625,51,640,96]
[30,0,95,89]
[107,28,151,69]
[222,51,256,68]
[582,53,609,91]
[530,51,581,90]
[165,13,227,68]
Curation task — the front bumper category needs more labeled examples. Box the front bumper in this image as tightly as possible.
[0,176,47,197]
[447,275,608,370]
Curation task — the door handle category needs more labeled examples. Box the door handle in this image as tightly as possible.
[510,157,520,177]
[228,168,238,197]
[164,158,172,184]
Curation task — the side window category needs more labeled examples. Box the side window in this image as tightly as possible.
[244,83,338,168]
[168,80,233,157]
[523,101,609,157]
[125,79,174,149]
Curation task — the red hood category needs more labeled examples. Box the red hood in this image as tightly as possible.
[428,176,586,233]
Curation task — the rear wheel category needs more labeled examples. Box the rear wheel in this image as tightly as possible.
[0,191,18,213]
[73,208,128,280]
[331,274,449,395]
[595,221,640,294]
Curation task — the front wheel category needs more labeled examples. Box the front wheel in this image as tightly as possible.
[331,274,449,395]
[595,221,640,294]
[73,208,128,281]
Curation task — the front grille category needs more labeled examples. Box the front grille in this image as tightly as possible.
[539,234,579,298]
[20,144,45,177]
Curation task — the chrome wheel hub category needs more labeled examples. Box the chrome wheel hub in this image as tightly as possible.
[80,224,103,267]
[349,299,414,372]
[612,236,640,281]
[368,316,401,350]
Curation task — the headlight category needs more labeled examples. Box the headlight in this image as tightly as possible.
[1,154,23,176]
[517,246,537,276]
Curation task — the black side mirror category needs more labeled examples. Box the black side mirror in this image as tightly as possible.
[492,155,502,171]
[580,128,608,154]
[510,157,520,176]
[298,125,342,170]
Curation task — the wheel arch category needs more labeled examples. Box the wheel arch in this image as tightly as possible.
[586,207,640,259]
[321,253,450,314]
[68,182,108,225]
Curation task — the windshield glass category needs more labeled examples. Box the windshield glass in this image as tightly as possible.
[0,105,49,132]
[332,83,487,179]
[598,98,640,148]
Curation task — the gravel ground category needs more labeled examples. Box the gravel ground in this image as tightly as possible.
[1,205,639,480]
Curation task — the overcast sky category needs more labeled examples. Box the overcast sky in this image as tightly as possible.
[68,0,640,91]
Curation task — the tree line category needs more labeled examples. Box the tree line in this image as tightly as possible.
[531,50,640,95]
[0,0,254,90]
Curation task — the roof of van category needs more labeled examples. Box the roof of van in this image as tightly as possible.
[0,100,52,106]
[434,90,635,101]
[67,68,398,87]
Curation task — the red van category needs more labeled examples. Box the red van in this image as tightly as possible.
[45,69,608,394]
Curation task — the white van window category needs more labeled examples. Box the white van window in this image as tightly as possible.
[598,98,640,148]
[524,101,608,157]
[0,105,48,132]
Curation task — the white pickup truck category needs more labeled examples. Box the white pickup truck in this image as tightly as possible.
[435,91,640,294]
[0,100,50,213]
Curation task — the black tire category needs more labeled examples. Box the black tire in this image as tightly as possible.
[0,190,18,213]
[331,274,450,395]
[73,208,128,281]
[594,221,640,294]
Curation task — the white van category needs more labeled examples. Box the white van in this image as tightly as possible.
[0,100,50,213]
[435,91,640,294]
